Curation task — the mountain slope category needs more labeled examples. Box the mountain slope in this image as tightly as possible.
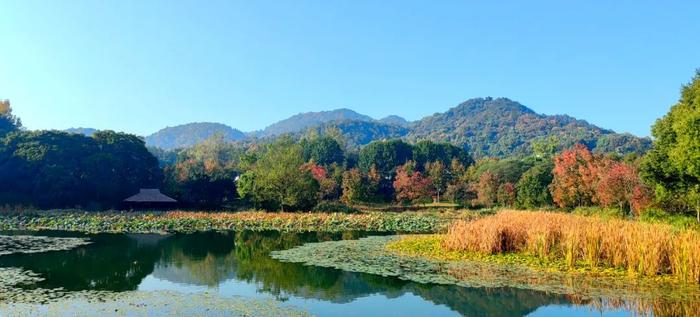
[303,120,410,148]
[407,97,650,158]
[262,108,374,136]
[145,122,245,150]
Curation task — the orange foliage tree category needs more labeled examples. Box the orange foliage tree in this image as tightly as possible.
[549,144,600,208]
[393,161,433,204]
[476,171,499,207]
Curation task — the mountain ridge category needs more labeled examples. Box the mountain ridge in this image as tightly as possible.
[62,97,652,157]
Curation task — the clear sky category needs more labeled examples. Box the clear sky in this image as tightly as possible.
[1,1,698,137]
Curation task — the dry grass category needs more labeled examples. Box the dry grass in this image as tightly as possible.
[445,210,700,283]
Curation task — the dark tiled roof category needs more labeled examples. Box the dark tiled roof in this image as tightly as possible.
[124,189,177,203]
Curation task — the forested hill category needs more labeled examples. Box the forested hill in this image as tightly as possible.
[296,120,410,148]
[140,98,650,158]
[259,108,375,137]
[406,97,651,158]
[145,122,245,150]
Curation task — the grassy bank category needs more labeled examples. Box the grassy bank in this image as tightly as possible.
[389,210,700,284]
[0,210,477,234]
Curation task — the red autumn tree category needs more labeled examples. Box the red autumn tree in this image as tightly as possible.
[630,185,653,216]
[302,161,339,200]
[549,144,600,208]
[596,161,651,215]
[394,161,433,204]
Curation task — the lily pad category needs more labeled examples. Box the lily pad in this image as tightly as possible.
[0,235,91,256]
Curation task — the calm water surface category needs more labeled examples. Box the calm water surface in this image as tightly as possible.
[0,231,648,316]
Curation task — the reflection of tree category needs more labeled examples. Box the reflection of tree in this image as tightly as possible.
[407,284,569,317]
[0,233,159,291]
[152,232,238,286]
[233,230,352,299]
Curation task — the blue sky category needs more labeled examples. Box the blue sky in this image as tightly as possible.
[0,1,698,136]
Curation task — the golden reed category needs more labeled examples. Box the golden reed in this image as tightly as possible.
[445,210,700,283]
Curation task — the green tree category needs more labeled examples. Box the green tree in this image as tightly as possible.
[641,71,700,221]
[358,139,413,200]
[301,136,344,166]
[358,139,413,177]
[425,161,447,202]
[412,140,473,170]
[0,130,161,209]
[340,167,380,204]
[516,161,554,209]
[237,138,319,211]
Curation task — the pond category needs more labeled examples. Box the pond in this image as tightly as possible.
[0,231,671,316]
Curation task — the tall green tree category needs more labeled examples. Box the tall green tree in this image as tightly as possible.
[516,161,554,209]
[358,139,413,200]
[425,161,447,202]
[237,138,319,211]
[412,140,473,170]
[358,139,413,177]
[641,71,700,221]
[301,136,344,166]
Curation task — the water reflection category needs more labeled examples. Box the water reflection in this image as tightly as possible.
[0,231,692,316]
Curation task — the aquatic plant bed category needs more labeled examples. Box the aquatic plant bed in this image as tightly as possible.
[0,210,475,234]
[0,235,91,256]
[270,235,700,304]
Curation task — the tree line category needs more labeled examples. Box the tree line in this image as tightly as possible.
[0,71,698,220]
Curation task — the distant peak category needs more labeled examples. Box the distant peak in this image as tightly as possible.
[379,115,409,126]
[452,97,536,115]
[262,108,374,136]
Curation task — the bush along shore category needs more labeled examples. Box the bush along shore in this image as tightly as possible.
[0,210,478,234]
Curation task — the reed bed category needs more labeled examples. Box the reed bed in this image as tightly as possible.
[445,210,700,283]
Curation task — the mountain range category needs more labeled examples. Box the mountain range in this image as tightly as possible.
[67,97,652,157]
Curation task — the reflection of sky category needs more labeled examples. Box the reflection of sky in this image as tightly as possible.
[139,274,636,317]
[138,275,461,317]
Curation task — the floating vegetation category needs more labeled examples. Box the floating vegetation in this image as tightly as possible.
[0,235,91,256]
[1,291,311,317]
[0,267,311,316]
[271,236,700,305]
[0,210,476,234]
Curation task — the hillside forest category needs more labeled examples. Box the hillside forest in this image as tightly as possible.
[0,71,699,222]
